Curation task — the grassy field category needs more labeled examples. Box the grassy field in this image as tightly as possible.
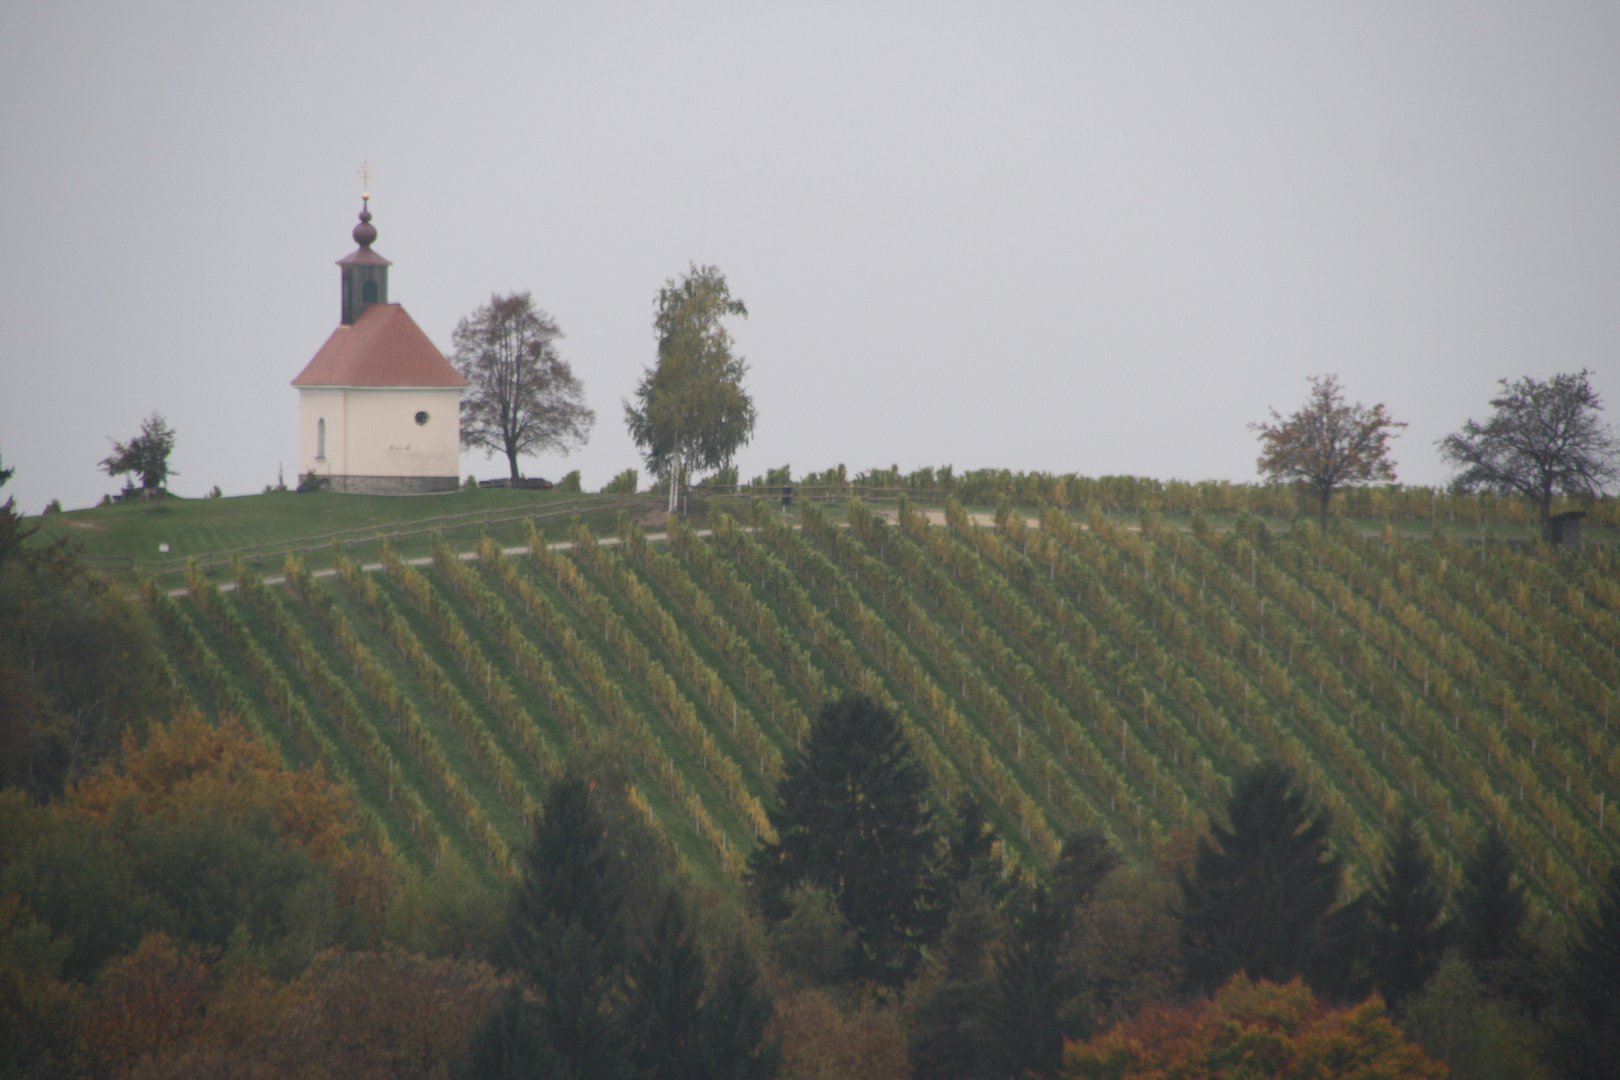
[28,487,671,583]
[35,483,1616,589]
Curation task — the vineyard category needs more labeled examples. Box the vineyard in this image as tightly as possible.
[139,497,1620,916]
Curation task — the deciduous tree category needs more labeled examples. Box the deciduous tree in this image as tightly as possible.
[1438,369,1619,541]
[1401,952,1544,1080]
[99,411,177,493]
[1057,865,1183,1037]
[625,265,755,515]
[1251,375,1405,528]
[452,293,594,482]
[1061,975,1446,1080]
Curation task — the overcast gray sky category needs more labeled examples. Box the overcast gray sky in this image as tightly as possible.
[3,2,1617,513]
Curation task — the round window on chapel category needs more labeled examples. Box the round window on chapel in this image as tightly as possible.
[415,411,430,426]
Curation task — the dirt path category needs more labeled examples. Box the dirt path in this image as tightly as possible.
[169,530,680,597]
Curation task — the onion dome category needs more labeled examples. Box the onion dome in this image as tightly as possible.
[352,196,378,248]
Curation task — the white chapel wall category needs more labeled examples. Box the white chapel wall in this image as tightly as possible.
[298,386,462,486]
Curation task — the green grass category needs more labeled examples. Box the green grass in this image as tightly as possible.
[28,487,668,583]
[29,485,1618,593]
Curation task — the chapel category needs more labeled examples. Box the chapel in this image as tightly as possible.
[292,197,466,494]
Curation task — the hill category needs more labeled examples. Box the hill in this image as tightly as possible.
[29,486,656,584]
[124,490,1620,918]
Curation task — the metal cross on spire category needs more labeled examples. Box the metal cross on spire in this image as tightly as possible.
[356,159,374,199]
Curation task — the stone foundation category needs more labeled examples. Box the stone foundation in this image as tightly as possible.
[325,474,460,495]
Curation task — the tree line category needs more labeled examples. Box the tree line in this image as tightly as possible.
[2,659,1618,1077]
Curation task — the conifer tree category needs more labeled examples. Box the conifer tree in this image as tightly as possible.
[946,793,999,895]
[627,891,706,1080]
[1454,826,1528,988]
[1366,812,1449,1009]
[749,694,947,986]
[909,873,1005,1080]
[1179,761,1343,994]
[469,775,634,1080]
[987,883,1068,1080]
[1052,830,1121,915]
[698,941,782,1080]
[1552,864,1620,1080]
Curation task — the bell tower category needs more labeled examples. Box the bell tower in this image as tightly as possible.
[337,194,390,325]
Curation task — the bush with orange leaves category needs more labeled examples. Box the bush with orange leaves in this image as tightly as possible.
[64,707,397,930]
[1061,975,1446,1080]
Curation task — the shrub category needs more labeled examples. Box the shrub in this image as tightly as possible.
[1062,975,1445,1080]
[601,469,638,495]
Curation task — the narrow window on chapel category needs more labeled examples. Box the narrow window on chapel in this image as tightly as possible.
[362,280,379,304]
[317,417,326,460]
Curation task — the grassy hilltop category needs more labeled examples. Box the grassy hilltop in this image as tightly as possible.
[102,486,1620,916]
[30,486,656,584]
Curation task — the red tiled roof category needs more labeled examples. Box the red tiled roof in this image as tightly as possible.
[292,304,467,389]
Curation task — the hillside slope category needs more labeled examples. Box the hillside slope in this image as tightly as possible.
[138,497,1620,914]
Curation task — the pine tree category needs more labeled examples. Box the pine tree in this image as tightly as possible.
[698,942,781,1080]
[461,988,568,1080]
[470,775,635,1080]
[1454,826,1528,988]
[627,891,706,1080]
[946,793,999,894]
[1052,830,1121,916]
[987,883,1068,1080]
[1552,864,1620,1080]
[1366,812,1449,1009]
[749,694,947,986]
[909,877,1004,1080]
[1180,761,1343,994]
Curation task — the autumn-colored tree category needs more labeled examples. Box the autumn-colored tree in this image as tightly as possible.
[5,711,395,982]
[1251,375,1406,528]
[1058,865,1183,1036]
[1061,975,1446,1080]
[67,709,396,937]
[773,985,910,1080]
[247,948,505,1080]
[76,931,211,1079]
[112,948,507,1080]
[0,891,80,1080]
